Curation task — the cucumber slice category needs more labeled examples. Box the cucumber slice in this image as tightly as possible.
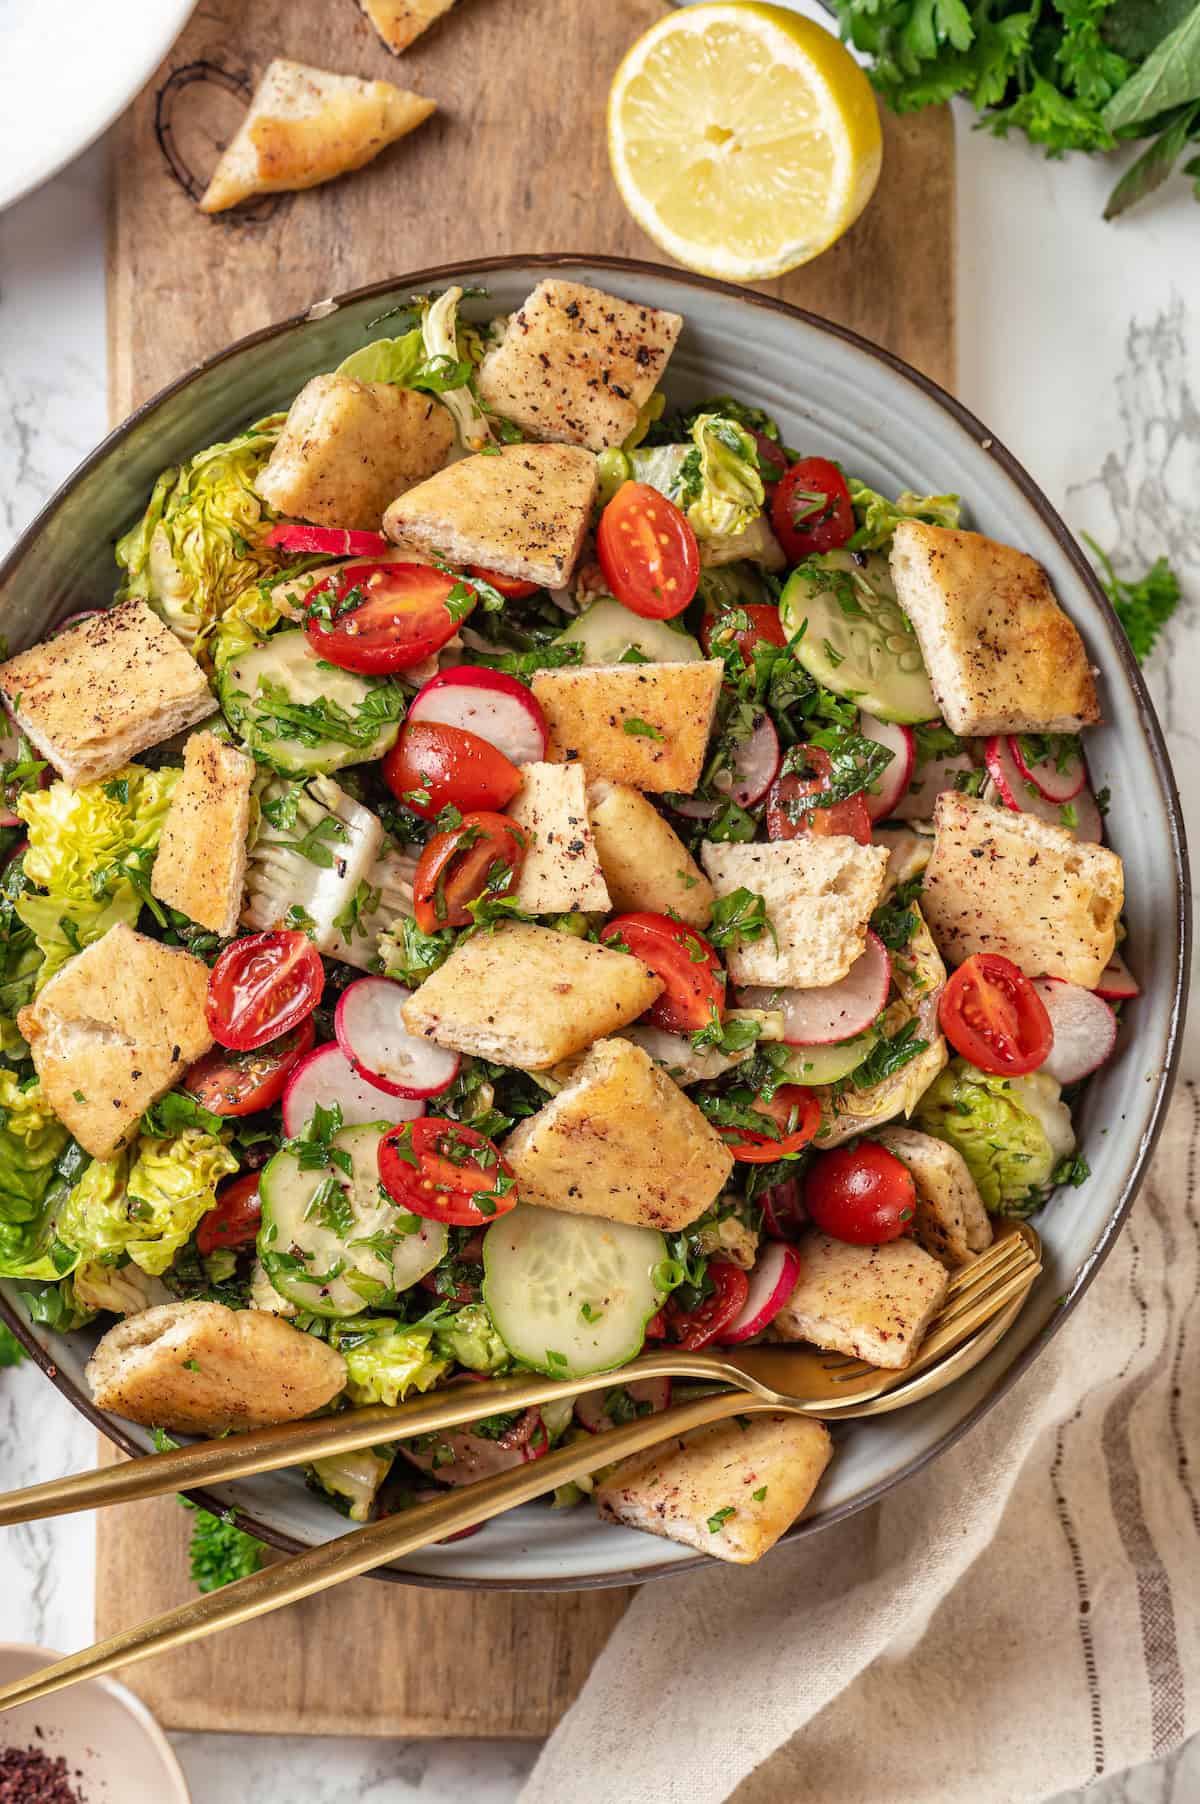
[781,1029,880,1086]
[218,629,404,774]
[258,1123,446,1315]
[553,598,703,667]
[780,549,937,724]
[483,1206,668,1378]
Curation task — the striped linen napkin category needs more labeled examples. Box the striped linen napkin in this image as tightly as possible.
[521,1085,1199,1804]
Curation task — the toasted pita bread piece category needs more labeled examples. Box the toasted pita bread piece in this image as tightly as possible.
[531,661,724,794]
[772,1232,949,1370]
[501,1038,733,1231]
[921,791,1123,986]
[506,762,610,914]
[889,521,1100,736]
[701,838,889,989]
[360,0,458,53]
[200,60,435,214]
[151,731,254,938]
[477,279,682,451]
[0,600,213,790]
[587,779,713,926]
[383,444,598,589]
[255,375,453,530]
[17,924,213,1159]
[87,1301,347,1433]
[874,1125,993,1267]
[401,922,661,1068]
[596,1413,832,1565]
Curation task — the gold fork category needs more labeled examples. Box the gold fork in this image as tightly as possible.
[0,1224,1039,1528]
[0,1225,1039,1714]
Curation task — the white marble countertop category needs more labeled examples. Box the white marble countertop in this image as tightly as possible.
[0,95,1197,1804]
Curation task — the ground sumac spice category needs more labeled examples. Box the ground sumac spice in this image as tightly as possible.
[0,1743,88,1803]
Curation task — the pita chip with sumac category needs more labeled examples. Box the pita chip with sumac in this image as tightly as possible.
[200,59,435,214]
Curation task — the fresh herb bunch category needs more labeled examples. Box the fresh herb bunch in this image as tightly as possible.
[831,0,1200,217]
[182,1499,267,1592]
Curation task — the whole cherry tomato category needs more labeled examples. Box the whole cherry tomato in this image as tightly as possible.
[805,1142,917,1245]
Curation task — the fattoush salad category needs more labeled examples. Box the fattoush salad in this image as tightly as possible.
[0,281,1131,1565]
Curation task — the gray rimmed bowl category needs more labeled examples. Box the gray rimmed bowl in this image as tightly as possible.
[0,256,1188,1589]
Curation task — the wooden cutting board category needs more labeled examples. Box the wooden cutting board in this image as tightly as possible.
[98,0,954,1738]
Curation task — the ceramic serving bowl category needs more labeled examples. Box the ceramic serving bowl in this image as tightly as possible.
[0,1643,191,1799]
[0,257,1188,1589]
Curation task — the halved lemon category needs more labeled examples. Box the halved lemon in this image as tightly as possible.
[607,2,883,282]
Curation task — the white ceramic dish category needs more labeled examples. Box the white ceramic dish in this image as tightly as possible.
[0,1,196,213]
[0,1643,190,1800]
[0,257,1188,1588]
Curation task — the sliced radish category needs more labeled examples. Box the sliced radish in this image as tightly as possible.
[263,523,390,559]
[1095,950,1139,1002]
[858,712,915,822]
[674,709,779,817]
[49,609,103,639]
[986,738,1104,839]
[761,1175,806,1241]
[281,1042,425,1136]
[1033,978,1117,1084]
[1064,786,1104,843]
[399,1411,547,1485]
[408,666,547,766]
[575,1377,672,1433]
[739,931,891,1046]
[720,1243,803,1344]
[335,976,459,1099]
[893,749,975,820]
[1008,734,1085,803]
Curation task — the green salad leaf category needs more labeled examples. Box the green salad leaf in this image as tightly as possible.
[115,417,284,648]
[57,1129,237,1277]
[329,1317,448,1407]
[915,1058,1076,1214]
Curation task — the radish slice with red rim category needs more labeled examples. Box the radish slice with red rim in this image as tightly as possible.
[48,609,103,639]
[739,931,891,1046]
[986,738,1103,839]
[408,666,547,766]
[760,1175,806,1240]
[1095,950,1139,1001]
[893,748,975,820]
[335,976,460,1098]
[1007,734,1085,803]
[398,1411,548,1485]
[575,1377,672,1433]
[674,709,779,816]
[858,712,915,822]
[720,1242,803,1344]
[1033,978,1117,1084]
[281,1042,425,1137]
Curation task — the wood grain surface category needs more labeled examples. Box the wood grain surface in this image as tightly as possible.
[99,0,954,1738]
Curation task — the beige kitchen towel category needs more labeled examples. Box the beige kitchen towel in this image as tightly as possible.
[522,1083,1200,1804]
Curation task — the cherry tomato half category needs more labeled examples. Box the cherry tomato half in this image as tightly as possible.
[700,603,787,663]
[600,912,725,1034]
[596,481,699,620]
[184,1017,315,1116]
[665,1262,749,1350]
[766,746,871,845]
[412,810,527,933]
[805,1142,917,1245]
[722,1085,821,1164]
[206,930,325,1053]
[378,1118,519,1227]
[771,456,854,562]
[196,1172,263,1257]
[939,952,1053,1077]
[382,721,522,822]
[469,566,538,600]
[303,562,472,674]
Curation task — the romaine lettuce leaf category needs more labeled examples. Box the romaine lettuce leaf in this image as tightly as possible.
[114,417,284,647]
[915,1059,1075,1214]
[0,1073,78,1280]
[329,1317,447,1407]
[57,1130,237,1277]
[846,480,962,551]
[15,765,178,983]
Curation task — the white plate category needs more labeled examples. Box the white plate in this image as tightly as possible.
[0,0,197,212]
